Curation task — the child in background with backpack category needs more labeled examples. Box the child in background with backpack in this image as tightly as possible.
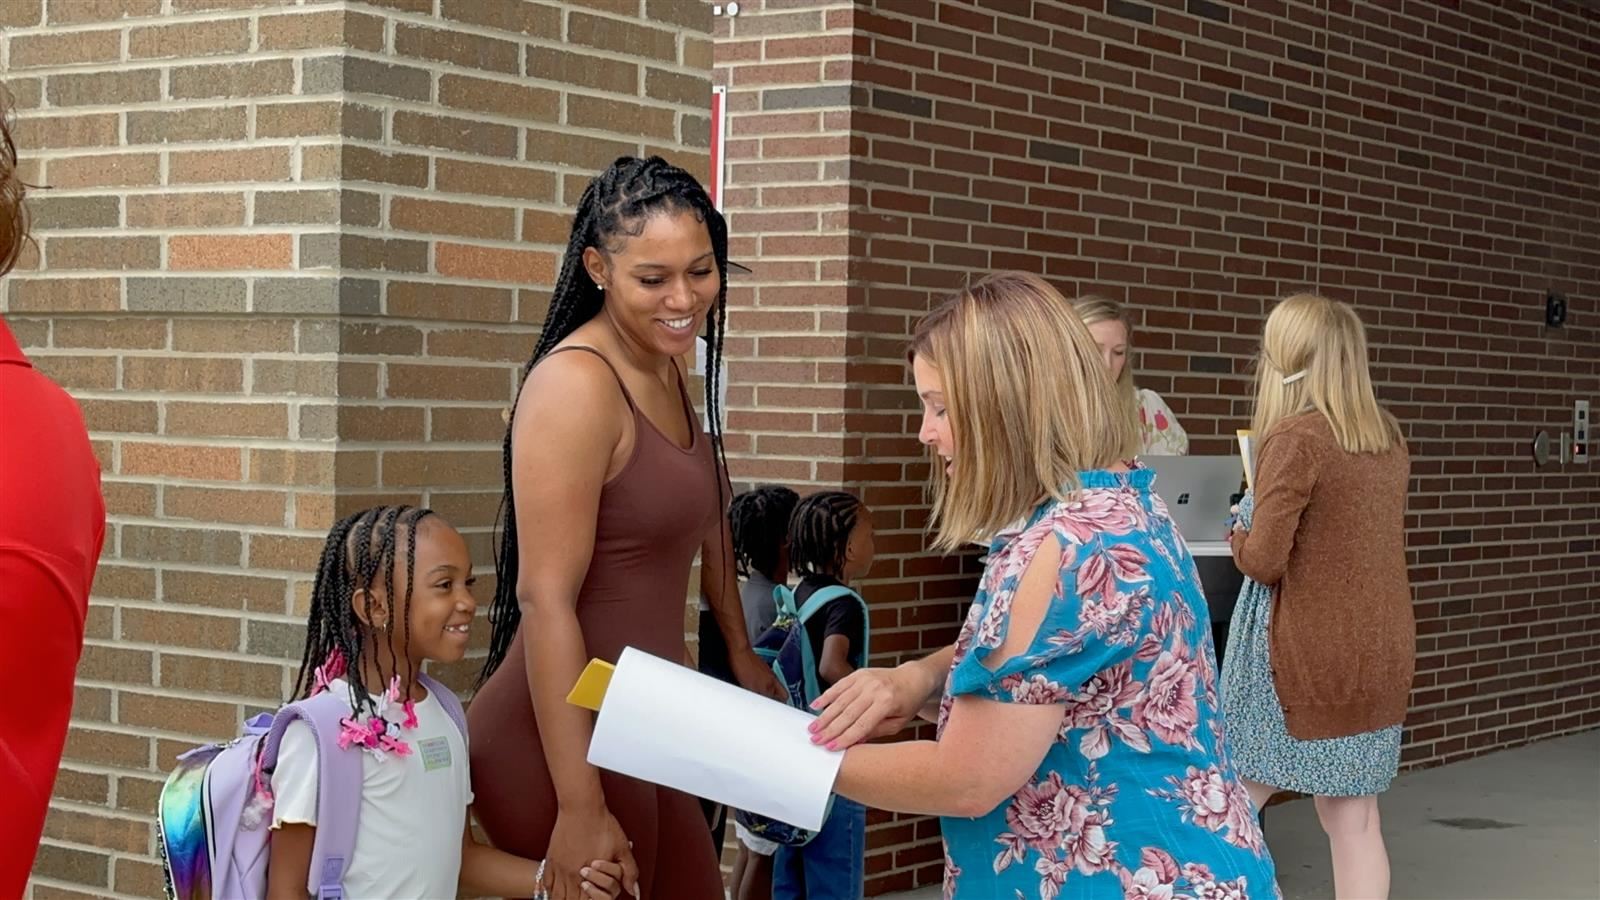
[259,506,626,899]
[773,491,875,900]
[718,485,801,900]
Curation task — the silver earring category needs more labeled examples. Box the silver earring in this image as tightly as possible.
[596,283,604,292]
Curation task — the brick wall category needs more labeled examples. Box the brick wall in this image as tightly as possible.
[716,0,1599,892]
[2,1,711,896]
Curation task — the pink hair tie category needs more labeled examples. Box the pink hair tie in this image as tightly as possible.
[311,649,347,696]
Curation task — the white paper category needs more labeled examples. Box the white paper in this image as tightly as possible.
[1236,431,1257,491]
[587,647,842,832]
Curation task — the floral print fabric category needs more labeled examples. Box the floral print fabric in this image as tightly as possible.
[1220,491,1403,797]
[937,468,1277,899]
[1137,388,1189,456]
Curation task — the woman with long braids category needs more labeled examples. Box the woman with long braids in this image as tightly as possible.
[469,156,786,900]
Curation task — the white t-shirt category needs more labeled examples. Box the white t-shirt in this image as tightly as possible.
[270,678,472,899]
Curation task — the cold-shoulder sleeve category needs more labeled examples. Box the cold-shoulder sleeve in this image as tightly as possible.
[950,524,1157,703]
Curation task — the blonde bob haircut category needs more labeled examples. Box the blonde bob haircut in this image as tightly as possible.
[1071,294,1140,430]
[1251,293,1403,454]
[909,271,1140,551]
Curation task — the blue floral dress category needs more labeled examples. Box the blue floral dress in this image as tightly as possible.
[937,468,1278,899]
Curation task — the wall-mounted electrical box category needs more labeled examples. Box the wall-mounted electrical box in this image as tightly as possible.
[1546,291,1568,328]
[1575,400,1590,463]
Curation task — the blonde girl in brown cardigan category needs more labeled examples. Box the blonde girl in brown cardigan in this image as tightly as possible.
[1224,294,1416,900]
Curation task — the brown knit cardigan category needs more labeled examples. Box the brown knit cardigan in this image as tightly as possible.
[1232,412,1416,740]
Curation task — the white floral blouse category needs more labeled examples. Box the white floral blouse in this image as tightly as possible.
[1137,388,1189,456]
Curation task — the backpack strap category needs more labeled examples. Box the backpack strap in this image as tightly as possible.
[257,692,363,900]
[417,673,469,743]
[795,584,859,625]
[772,583,799,619]
[793,585,868,704]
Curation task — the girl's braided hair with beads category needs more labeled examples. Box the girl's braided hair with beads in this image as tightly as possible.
[787,491,866,580]
[729,485,800,582]
[291,505,434,720]
[479,156,731,682]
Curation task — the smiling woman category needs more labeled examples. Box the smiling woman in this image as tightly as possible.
[467,156,786,900]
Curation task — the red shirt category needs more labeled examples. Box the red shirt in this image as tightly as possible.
[0,319,105,897]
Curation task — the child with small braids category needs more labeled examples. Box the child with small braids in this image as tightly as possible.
[706,484,800,900]
[697,484,794,687]
[265,506,624,900]
[774,490,875,900]
[730,485,802,651]
[697,485,800,882]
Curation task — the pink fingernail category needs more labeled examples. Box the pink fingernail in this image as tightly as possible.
[827,741,838,751]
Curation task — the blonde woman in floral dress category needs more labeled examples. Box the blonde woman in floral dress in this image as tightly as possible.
[810,273,1277,899]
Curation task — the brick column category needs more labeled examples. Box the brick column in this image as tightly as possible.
[2,2,711,896]
[714,0,857,490]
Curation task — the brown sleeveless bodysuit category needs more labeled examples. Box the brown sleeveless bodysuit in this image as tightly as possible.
[468,346,723,898]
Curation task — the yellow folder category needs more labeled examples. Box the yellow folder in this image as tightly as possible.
[566,659,616,711]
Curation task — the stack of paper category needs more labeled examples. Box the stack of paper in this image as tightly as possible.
[1236,430,1257,490]
[569,647,842,832]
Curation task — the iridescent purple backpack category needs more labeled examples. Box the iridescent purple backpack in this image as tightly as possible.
[156,673,466,900]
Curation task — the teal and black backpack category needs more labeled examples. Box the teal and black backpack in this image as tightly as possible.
[735,582,869,847]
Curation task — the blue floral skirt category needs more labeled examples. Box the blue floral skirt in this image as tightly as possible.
[1220,493,1401,797]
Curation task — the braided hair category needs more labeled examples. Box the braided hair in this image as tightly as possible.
[480,156,732,682]
[292,505,434,720]
[788,491,866,580]
[730,485,800,581]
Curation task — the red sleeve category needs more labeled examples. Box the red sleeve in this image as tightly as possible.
[0,548,89,898]
[0,332,106,895]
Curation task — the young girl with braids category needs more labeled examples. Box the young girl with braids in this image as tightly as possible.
[710,484,800,900]
[469,156,786,900]
[775,490,876,900]
[695,485,801,888]
[266,506,624,899]
[717,485,803,668]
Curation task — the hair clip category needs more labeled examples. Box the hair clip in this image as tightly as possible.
[1281,370,1307,385]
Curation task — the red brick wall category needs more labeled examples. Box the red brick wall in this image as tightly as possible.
[3,1,711,895]
[718,1,1600,892]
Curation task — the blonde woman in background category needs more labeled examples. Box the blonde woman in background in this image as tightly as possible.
[1224,294,1415,899]
[1073,296,1189,455]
